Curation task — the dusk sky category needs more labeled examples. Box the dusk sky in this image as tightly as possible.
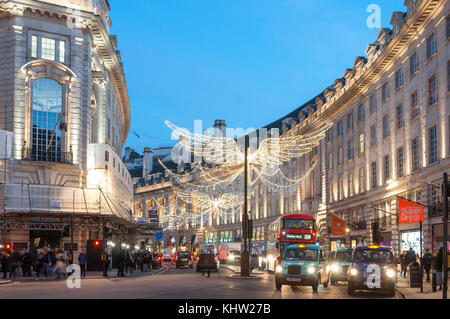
[109,0,405,153]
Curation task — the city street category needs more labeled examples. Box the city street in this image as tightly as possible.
[0,263,400,299]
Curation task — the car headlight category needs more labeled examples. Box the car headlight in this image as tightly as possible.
[276,265,283,273]
[350,268,358,276]
[228,255,235,261]
[307,266,315,274]
[331,264,339,272]
[386,269,395,278]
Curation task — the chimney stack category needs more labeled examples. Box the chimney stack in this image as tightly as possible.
[143,147,153,178]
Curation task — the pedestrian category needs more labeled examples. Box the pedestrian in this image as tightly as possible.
[21,249,33,277]
[117,250,125,277]
[41,248,50,279]
[0,250,9,279]
[78,249,87,278]
[435,246,443,290]
[8,249,21,280]
[422,249,433,282]
[101,249,110,277]
[35,249,45,280]
[55,250,67,280]
[400,251,407,277]
[147,252,153,272]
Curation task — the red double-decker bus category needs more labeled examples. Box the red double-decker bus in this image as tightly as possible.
[265,214,317,272]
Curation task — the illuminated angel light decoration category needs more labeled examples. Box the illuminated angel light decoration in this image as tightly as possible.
[163,120,332,195]
[156,120,333,230]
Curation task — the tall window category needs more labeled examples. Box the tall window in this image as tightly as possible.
[411,91,419,119]
[382,82,389,102]
[329,181,334,203]
[327,128,333,142]
[359,133,365,154]
[410,53,418,76]
[337,146,343,166]
[428,75,437,106]
[370,125,376,146]
[358,104,364,120]
[412,137,420,172]
[31,78,63,162]
[371,161,377,190]
[383,115,390,138]
[348,140,354,160]
[383,155,390,183]
[395,69,403,90]
[338,177,344,201]
[359,168,365,193]
[429,126,438,164]
[397,147,404,178]
[348,173,354,197]
[447,15,450,39]
[396,104,404,129]
[337,121,343,136]
[426,33,436,59]
[347,113,353,129]
[370,95,376,112]
[327,152,333,170]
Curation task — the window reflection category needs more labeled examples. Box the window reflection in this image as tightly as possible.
[32,78,63,162]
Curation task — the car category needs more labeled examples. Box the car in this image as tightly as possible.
[162,248,173,262]
[151,253,162,269]
[347,246,397,297]
[175,251,194,269]
[329,248,353,284]
[227,250,241,265]
[274,244,330,292]
[196,253,220,272]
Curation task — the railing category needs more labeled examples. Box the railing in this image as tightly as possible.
[22,148,73,164]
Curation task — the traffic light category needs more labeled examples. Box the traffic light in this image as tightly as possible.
[5,243,11,250]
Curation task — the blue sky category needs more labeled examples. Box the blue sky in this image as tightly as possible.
[109,0,405,153]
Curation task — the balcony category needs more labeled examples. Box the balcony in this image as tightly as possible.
[22,148,73,164]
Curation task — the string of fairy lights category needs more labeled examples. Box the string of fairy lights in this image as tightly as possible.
[156,120,333,231]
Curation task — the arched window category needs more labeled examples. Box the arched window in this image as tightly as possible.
[31,78,63,162]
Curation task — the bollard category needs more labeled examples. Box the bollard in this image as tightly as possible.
[432,269,437,293]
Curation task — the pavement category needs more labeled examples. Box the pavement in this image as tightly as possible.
[395,274,449,299]
[0,266,166,285]
[220,263,264,276]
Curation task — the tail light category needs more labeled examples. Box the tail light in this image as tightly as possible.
[214,256,217,262]
[158,256,162,261]
[196,257,200,261]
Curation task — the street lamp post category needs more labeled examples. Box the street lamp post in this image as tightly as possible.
[442,173,448,300]
[241,135,250,277]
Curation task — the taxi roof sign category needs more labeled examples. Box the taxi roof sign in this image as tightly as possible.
[368,245,380,249]
[297,244,308,248]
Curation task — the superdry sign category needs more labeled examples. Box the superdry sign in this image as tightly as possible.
[398,197,424,224]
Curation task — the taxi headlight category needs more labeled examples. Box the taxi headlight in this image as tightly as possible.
[307,266,315,274]
[350,268,358,276]
[228,255,235,261]
[276,265,283,273]
[386,269,395,278]
[331,264,339,272]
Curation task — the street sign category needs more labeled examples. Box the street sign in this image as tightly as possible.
[155,230,163,241]
[398,197,424,223]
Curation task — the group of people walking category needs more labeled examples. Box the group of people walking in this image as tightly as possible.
[398,246,446,290]
[116,249,153,277]
[0,247,72,281]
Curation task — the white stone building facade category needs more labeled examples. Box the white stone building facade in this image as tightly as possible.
[0,0,134,254]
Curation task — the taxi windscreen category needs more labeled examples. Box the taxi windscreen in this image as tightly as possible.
[283,219,314,230]
[284,248,317,261]
[335,251,352,262]
[353,249,393,263]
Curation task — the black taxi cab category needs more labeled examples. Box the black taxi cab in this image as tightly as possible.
[347,246,397,297]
